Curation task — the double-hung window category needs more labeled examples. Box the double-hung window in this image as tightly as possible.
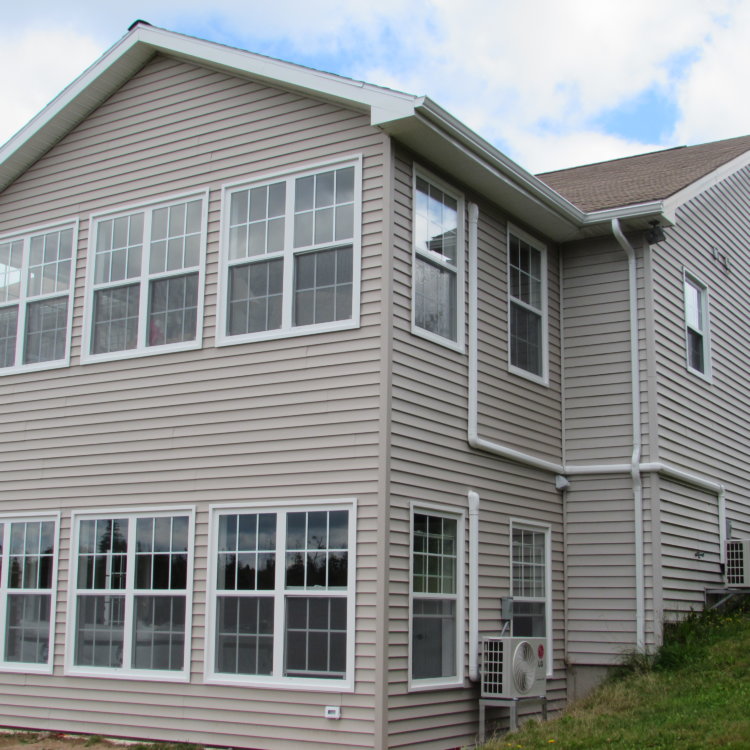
[206,502,355,688]
[69,510,193,680]
[83,193,207,362]
[508,227,547,382]
[410,509,463,687]
[684,272,710,377]
[412,171,464,349]
[0,224,76,374]
[511,522,551,673]
[0,516,58,672]
[218,159,361,344]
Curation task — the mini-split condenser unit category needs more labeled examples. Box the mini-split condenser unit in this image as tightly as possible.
[480,637,547,699]
[725,539,750,586]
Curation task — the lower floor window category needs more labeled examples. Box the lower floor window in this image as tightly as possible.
[511,523,550,643]
[208,504,354,686]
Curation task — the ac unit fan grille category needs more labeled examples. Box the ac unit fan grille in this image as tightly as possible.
[726,540,747,585]
[481,638,506,697]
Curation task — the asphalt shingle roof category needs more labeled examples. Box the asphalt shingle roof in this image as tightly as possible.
[536,134,750,212]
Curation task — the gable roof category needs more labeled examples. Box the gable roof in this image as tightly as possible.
[538,135,750,212]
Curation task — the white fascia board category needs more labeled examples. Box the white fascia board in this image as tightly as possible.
[662,148,750,219]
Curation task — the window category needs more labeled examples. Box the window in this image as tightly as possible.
[68,511,193,680]
[508,228,547,382]
[206,502,355,688]
[412,171,464,349]
[218,160,361,345]
[0,516,58,672]
[511,522,551,673]
[83,194,207,362]
[684,273,710,377]
[410,509,462,686]
[0,224,76,374]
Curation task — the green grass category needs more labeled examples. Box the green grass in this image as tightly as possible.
[479,603,750,750]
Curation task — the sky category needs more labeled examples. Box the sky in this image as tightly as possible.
[1,0,749,173]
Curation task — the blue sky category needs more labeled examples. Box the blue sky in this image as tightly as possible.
[2,0,750,172]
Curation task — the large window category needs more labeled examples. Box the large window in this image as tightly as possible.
[83,194,207,362]
[218,160,361,345]
[684,272,710,377]
[68,511,193,680]
[410,509,462,686]
[511,522,551,673]
[206,502,355,688]
[412,171,464,349]
[508,228,547,382]
[0,516,58,672]
[0,224,76,374]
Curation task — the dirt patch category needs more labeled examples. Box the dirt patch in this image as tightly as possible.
[0,734,198,750]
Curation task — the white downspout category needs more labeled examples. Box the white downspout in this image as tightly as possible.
[611,218,645,651]
[468,491,480,681]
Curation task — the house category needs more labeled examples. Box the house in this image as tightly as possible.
[0,20,749,750]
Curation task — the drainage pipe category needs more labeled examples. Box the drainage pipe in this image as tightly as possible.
[468,491,480,681]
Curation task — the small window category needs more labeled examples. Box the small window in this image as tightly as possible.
[412,172,464,349]
[0,517,58,672]
[684,273,710,377]
[0,224,77,374]
[83,194,207,362]
[508,228,547,382]
[69,511,193,680]
[410,510,462,686]
[511,522,551,674]
[219,160,361,345]
[206,503,355,688]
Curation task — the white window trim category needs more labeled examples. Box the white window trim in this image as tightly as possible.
[509,518,552,678]
[683,269,712,381]
[81,191,209,364]
[507,224,548,386]
[411,166,465,353]
[216,156,363,347]
[0,511,60,674]
[65,506,195,683]
[408,500,465,691]
[0,220,79,376]
[204,497,357,692]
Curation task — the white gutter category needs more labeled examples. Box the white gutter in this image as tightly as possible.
[611,218,646,651]
[468,491,480,682]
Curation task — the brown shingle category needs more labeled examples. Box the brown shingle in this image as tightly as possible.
[537,134,750,212]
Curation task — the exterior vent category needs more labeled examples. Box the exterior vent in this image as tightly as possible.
[726,539,750,586]
[480,637,547,699]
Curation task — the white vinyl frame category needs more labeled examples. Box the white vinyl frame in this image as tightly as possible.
[408,500,465,691]
[509,518,553,677]
[216,156,363,347]
[683,269,712,381]
[64,506,195,682]
[0,511,61,674]
[0,220,79,376]
[507,224,549,386]
[411,166,465,353]
[81,190,209,364]
[204,497,357,692]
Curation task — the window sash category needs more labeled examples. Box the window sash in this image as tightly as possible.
[221,162,360,344]
[511,525,550,643]
[684,275,709,375]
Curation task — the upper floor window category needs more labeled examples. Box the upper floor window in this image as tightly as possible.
[0,516,58,673]
[508,227,547,383]
[684,272,710,378]
[217,159,362,346]
[82,193,208,363]
[0,224,77,375]
[412,171,464,350]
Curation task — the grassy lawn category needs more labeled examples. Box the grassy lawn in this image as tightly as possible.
[480,604,750,750]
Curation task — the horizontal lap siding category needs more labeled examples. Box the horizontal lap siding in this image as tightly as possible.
[387,152,565,750]
[652,166,750,539]
[0,55,387,749]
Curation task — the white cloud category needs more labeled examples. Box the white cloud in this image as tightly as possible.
[0,26,103,146]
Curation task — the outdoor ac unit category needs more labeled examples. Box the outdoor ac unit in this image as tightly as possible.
[725,539,750,586]
[480,637,547,699]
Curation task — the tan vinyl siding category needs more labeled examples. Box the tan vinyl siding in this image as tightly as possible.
[0,54,387,749]
[386,150,565,749]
